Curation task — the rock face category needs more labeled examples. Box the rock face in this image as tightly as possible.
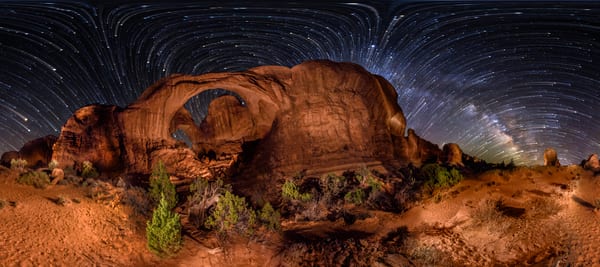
[52,60,445,179]
[543,148,560,167]
[51,105,123,173]
[0,135,57,168]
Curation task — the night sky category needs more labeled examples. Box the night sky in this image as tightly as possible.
[1,1,599,165]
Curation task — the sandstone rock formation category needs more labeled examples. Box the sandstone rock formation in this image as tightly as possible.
[0,151,18,168]
[583,154,600,171]
[543,148,560,167]
[51,105,123,173]
[396,129,441,167]
[51,60,446,180]
[50,168,65,185]
[442,143,464,167]
[0,135,57,168]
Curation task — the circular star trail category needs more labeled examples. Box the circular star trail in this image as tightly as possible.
[1,1,599,165]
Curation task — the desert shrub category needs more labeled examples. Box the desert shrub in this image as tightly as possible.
[48,160,59,171]
[146,193,182,257]
[408,243,445,266]
[258,202,281,231]
[282,179,312,201]
[470,198,513,234]
[595,199,600,209]
[17,171,50,189]
[366,176,384,193]
[81,160,99,179]
[298,199,327,221]
[124,186,153,216]
[188,178,228,228]
[320,174,348,204]
[345,189,366,205]
[471,199,503,225]
[528,197,563,218]
[72,198,81,204]
[149,161,177,209]
[356,168,383,191]
[0,199,6,209]
[205,190,256,236]
[421,164,463,193]
[10,158,27,171]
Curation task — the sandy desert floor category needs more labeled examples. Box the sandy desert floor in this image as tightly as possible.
[1,165,600,266]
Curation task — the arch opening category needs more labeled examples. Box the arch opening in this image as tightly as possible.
[169,89,251,157]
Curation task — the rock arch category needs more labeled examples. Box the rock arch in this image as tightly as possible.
[52,60,422,179]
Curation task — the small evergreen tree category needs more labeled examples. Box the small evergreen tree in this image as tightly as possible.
[149,161,177,209]
[146,193,182,257]
[205,190,256,236]
[258,202,281,231]
[281,179,312,201]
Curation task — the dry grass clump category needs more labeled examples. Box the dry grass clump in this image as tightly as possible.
[527,197,563,219]
[122,186,153,216]
[470,198,513,234]
[408,243,446,266]
[83,178,152,214]
[471,199,504,225]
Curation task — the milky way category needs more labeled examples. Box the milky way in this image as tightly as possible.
[1,1,599,165]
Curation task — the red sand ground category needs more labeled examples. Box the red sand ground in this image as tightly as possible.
[1,165,599,266]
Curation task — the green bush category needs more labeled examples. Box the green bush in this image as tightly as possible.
[258,202,281,231]
[10,158,27,170]
[205,191,256,236]
[282,179,312,201]
[366,176,384,193]
[146,193,182,257]
[345,189,366,205]
[81,160,99,179]
[17,171,50,189]
[149,161,177,209]
[421,163,463,192]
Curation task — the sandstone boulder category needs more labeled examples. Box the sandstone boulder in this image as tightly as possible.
[442,143,464,167]
[0,135,56,168]
[583,154,600,171]
[543,148,560,167]
[0,151,19,168]
[50,168,65,185]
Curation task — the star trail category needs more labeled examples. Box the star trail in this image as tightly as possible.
[1,1,599,165]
